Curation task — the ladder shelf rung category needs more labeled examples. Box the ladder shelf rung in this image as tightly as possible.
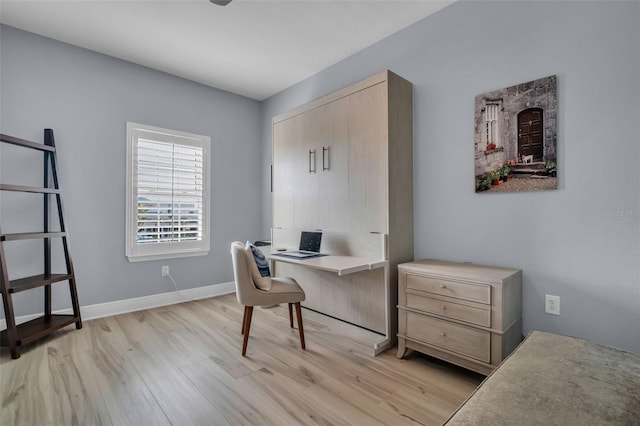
[0,184,61,194]
[0,315,79,347]
[0,133,56,152]
[1,232,67,241]
[1,273,73,294]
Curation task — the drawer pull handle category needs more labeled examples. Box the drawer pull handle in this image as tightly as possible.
[440,332,446,337]
[440,284,447,289]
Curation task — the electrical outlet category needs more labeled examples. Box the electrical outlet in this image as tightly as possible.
[161,265,169,277]
[545,294,560,315]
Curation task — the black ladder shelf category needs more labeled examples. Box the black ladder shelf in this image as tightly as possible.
[0,129,82,359]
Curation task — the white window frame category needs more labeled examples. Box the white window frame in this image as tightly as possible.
[126,122,211,262]
[484,103,500,147]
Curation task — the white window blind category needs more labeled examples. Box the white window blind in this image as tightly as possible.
[126,122,210,262]
[137,140,204,244]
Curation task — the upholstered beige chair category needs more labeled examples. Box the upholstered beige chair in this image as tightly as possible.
[230,241,306,356]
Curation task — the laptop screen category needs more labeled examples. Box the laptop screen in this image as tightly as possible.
[299,231,322,252]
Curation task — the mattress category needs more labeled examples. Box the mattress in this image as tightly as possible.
[445,331,640,425]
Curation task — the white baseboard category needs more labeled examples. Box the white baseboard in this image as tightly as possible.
[1,282,235,329]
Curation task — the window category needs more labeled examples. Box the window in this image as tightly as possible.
[126,122,210,262]
[484,103,499,147]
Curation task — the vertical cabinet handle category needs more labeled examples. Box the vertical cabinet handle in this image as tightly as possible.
[308,149,316,173]
[322,146,330,171]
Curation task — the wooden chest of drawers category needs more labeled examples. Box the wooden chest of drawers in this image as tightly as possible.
[397,260,522,375]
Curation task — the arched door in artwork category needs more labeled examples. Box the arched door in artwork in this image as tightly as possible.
[518,108,544,161]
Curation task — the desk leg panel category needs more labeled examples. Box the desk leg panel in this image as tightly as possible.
[275,263,386,334]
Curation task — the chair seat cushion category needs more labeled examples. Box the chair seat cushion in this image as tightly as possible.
[246,276,306,306]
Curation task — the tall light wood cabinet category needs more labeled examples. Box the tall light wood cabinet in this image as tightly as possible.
[271,70,413,350]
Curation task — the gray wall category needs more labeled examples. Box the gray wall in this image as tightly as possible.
[0,25,263,316]
[261,1,640,352]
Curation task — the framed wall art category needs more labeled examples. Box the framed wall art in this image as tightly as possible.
[474,75,557,193]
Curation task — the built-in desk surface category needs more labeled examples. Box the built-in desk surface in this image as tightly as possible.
[269,252,387,276]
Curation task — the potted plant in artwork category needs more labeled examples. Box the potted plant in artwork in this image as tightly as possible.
[476,175,489,192]
[546,161,557,177]
[501,165,511,181]
[482,176,490,191]
[475,177,483,192]
[484,173,492,189]
[488,169,500,185]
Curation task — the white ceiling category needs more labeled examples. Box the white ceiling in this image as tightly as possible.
[0,0,451,100]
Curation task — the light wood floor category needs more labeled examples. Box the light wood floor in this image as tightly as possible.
[0,294,483,426]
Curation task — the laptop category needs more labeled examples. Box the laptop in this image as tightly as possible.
[274,231,326,259]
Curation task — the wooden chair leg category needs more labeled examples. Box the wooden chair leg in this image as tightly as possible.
[241,305,248,335]
[288,303,293,328]
[294,302,305,350]
[242,306,253,356]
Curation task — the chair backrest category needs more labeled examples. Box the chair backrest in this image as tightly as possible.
[230,241,257,305]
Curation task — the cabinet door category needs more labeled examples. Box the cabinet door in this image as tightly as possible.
[272,118,297,229]
[317,98,349,232]
[348,82,388,234]
[293,111,319,230]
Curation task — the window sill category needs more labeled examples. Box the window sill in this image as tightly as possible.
[126,249,209,263]
[484,147,504,156]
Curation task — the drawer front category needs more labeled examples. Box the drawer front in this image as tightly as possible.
[406,312,490,363]
[405,273,490,305]
[406,293,491,328]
